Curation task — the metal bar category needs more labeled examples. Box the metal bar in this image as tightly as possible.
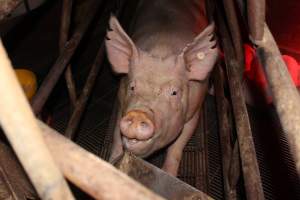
[0,0,22,20]
[59,0,77,107]
[255,24,300,175]
[222,0,244,75]
[216,4,265,200]
[65,0,126,139]
[0,40,74,200]
[31,0,103,115]
[228,141,240,190]
[64,67,77,106]
[226,56,264,200]
[65,44,104,139]
[115,152,214,200]
[247,0,266,42]
[38,121,165,200]
[212,65,237,200]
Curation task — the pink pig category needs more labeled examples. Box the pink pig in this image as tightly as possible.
[105,0,218,176]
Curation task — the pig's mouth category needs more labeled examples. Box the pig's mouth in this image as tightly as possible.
[121,136,156,156]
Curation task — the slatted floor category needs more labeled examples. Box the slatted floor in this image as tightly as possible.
[50,58,300,199]
[3,1,300,199]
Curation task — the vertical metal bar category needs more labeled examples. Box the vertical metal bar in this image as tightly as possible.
[222,0,244,75]
[64,0,126,139]
[216,4,265,200]
[255,24,300,175]
[0,40,74,200]
[213,65,237,200]
[228,141,241,190]
[247,0,266,42]
[65,44,105,139]
[59,0,77,107]
[31,0,104,115]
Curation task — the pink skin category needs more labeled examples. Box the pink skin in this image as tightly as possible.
[105,0,218,175]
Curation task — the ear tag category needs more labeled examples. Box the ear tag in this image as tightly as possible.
[197,52,205,60]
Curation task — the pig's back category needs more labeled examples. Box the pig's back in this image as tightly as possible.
[131,0,207,58]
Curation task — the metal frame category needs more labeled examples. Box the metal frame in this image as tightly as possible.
[0,0,300,199]
[0,0,22,20]
[30,0,104,115]
[215,2,265,199]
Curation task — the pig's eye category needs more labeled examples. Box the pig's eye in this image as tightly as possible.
[171,91,177,96]
[130,86,135,91]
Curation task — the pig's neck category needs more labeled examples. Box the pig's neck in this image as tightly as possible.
[131,0,207,58]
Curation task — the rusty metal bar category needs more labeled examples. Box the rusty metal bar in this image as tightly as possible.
[0,0,22,20]
[115,152,214,200]
[65,44,104,139]
[247,0,266,42]
[0,40,74,200]
[31,0,103,115]
[255,24,300,175]
[59,0,77,107]
[64,67,77,106]
[65,0,126,139]
[212,65,237,200]
[228,141,240,190]
[222,0,244,75]
[216,4,265,200]
[38,121,165,200]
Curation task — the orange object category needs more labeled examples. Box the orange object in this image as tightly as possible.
[15,69,37,100]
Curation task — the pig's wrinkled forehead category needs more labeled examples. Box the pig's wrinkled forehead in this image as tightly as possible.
[129,51,186,78]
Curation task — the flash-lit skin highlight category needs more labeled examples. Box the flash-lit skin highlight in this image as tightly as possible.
[105,0,218,176]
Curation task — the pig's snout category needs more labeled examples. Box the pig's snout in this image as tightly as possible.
[120,110,155,140]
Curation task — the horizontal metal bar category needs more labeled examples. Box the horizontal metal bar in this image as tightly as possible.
[38,121,165,200]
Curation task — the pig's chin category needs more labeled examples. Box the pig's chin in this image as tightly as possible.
[121,136,155,158]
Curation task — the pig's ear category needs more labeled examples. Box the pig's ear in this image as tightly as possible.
[105,15,138,74]
[182,23,219,81]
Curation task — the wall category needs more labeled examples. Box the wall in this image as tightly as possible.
[267,0,300,60]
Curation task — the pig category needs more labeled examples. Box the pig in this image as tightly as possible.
[105,0,218,176]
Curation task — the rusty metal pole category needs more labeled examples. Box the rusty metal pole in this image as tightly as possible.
[255,24,300,175]
[64,0,126,139]
[59,0,77,107]
[222,0,244,75]
[65,44,104,139]
[213,65,238,200]
[216,4,265,200]
[0,40,74,200]
[0,0,22,20]
[247,0,266,42]
[31,0,103,115]
[38,121,165,200]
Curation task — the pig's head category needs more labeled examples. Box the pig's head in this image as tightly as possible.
[105,16,218,157]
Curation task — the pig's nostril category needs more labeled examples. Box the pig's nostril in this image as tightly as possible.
[120,110,155,140]
[137,120,154,139]
[120,118,132,133]
[140,121,148,128]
